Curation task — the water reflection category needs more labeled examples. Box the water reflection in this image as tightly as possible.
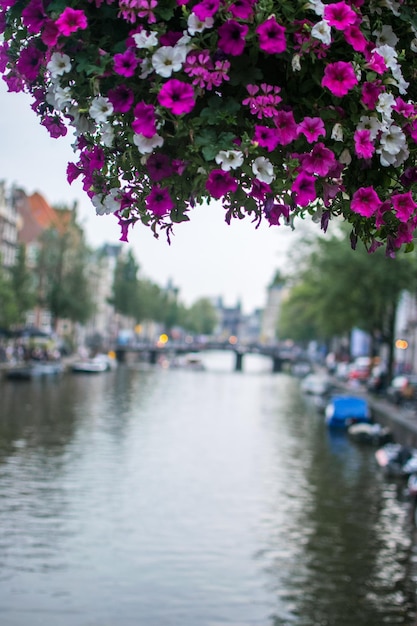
[0,359,416,625]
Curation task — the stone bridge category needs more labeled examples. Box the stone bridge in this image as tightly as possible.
[114,340,297,373]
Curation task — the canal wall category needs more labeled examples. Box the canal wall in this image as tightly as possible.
[333,377,417,448]
[369,396,417,449]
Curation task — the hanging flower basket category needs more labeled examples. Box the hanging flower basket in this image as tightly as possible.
[1,0,417,252]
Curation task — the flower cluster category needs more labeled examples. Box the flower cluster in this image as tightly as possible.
[1,0,417,252]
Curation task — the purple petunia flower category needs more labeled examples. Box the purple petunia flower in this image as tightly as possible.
[16,44,43,82]
[218,20,248,56]
[205,169,238,198]
[113,48,138,77]
[21,0,47,34]
[157,79,195,115]
[146,153,174,181]
[256,17,286,55]
[145,186,175,216]
[55,7,87,36]
[108,85,134,113]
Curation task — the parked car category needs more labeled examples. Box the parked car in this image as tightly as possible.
[347,356,371,382]
[386,375,417,405]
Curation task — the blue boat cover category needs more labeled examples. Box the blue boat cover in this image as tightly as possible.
[330,395,369,419]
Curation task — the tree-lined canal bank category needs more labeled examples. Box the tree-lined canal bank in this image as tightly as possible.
[1,352,417,626]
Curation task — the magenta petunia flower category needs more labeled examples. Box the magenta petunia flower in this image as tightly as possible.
[392,192,417,223]
[41,19,59,46]
[321,61,358,98]
[132,101,156,137]
[351,186,382,217]
[113,48,138,77]
[229,0,254,20]
[146,153,174,181]
[274,110,298,145]
[55,7,87,36]
[256,17,286,55]
[16,44,43,82]
[366,51,387,75]
[67,162,82,184]
[192,0,219,20]
[108,85,134,113]
[253,125,280,151]
[354,129,375,159]
[157,79,195,115]
[21,0,47,34]
[218,20,248,56]
[302,143,336,176]
[298,117,326,143]
[145,186,175,216]
[361,80,383,110]
[323,2,357,30]
[41,114,67,138]
[292,172,317,207]
[344,24,367,52]
[206,169,238,198]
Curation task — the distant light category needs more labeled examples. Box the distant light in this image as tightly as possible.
[229,335,238,345]
[135,324,142,334]
[395,339,408,350]
[158,333,169,345]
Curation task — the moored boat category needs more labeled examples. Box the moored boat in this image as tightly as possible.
[71,353,117,374]
[325,395,371,429]
[5,360,63,380]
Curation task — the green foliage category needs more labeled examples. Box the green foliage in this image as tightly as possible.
[10,245,36,323]
[0,266,18,328]
[36,215,95,327]
[184,298,218,335]
[279,228,417,353]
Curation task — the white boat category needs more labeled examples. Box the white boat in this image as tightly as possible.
[5,360,63,380]
[71,353,117,374]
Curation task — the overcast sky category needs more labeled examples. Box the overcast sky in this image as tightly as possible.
[0,80,307,313]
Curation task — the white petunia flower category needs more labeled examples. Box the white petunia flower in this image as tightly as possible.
[311,20,331,45]
[373,24,399,48]
[331,123,344,142]
[215,150,244,171]
[339,149,352,165]
[92,189,121,215]
[187,13,214,35]
[133,30,158,49]
[377,145,409,167]
[133,133,164,154]
[376,92,395,121]
[379,0,401,16]
[139,58,153,79]
[374,44,398,70]
[291,54,301,72]
[89,96,114,123]
[305,0,325,16]
[101,122,115,147]
[391,67,409,95]
[47,52,72,77]
[46,84,72,111]
[379,124,406,155]
[252,156,275,184]
[411,38,417,53]
[69,107,96,135]
[152,46,185,77]
[357,115,383,140]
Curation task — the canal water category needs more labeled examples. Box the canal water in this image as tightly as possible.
[1,352,417,626]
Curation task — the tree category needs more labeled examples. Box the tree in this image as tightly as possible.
[184,298,218,335]
[0,265,18,329]
[279,229,417,377]
[10,244,36,324]
[111,249,141,319]
[36,210,94,329]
